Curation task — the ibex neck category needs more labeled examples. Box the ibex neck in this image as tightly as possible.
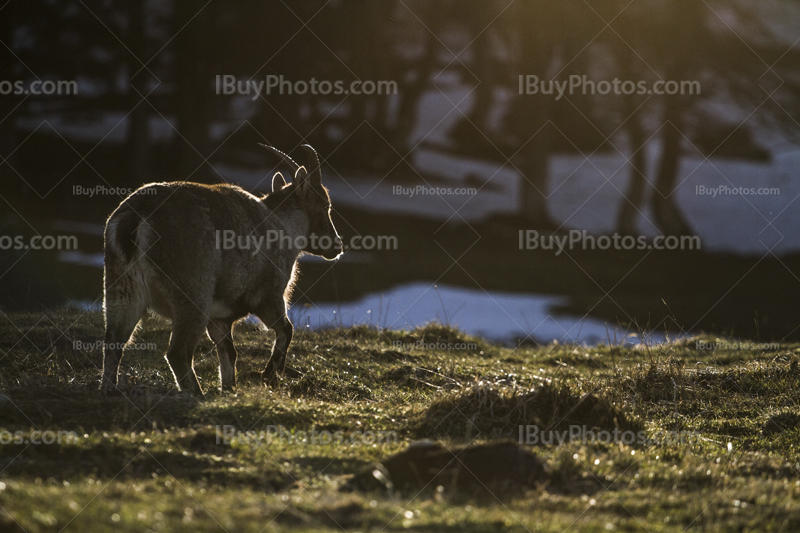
[269,202,310,258]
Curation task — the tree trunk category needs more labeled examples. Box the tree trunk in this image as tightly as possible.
[364,2,393,118]
[128,0,148,184]
[450,0,495,142]
[652,97,692,236]
[516,106,552,226]
[351,2,394,170]
[176,0,209,180]
[515,5,555,227]
[466,21,495,132]
[650,0,697,237]
[0,6,20,199]
[616,109,648,234]
[614,29,650,234]
[392,4,442,153]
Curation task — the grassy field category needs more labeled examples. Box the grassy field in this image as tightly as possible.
[1,309,800,532]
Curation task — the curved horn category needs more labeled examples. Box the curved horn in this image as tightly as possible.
[258,143,301,172]
[300,144,322,186]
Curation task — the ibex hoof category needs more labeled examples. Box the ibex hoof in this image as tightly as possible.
[100,385,123,396]
[262,370,280,389]
[99,379,123,396]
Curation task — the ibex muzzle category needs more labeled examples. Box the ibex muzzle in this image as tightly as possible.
[101,144,341,395]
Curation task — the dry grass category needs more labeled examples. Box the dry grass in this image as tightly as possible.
[2,312,800,531]
[419,381,643,440]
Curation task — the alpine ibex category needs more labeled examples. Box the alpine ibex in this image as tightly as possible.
[101,144,342,395]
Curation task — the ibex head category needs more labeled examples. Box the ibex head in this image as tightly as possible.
[260,143,343,261]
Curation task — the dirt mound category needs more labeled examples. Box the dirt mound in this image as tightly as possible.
[763,412,800,435]
[344,441,547,495]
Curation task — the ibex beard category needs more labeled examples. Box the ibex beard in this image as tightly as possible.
[101,144,342,395]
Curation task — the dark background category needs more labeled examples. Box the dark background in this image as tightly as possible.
[2,0,800,342]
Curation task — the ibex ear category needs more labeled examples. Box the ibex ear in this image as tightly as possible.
[272,172,286,192]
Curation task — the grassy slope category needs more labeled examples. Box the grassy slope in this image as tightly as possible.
[1,310,800,532]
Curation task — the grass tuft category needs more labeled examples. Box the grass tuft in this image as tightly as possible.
[418,381,643,441]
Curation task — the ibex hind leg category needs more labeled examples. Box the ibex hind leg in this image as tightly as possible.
[259,305,293,388]
[207,319,237,391]
[101,269,147,394]
[165,312,207,395]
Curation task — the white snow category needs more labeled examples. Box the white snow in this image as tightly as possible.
[291,281,681,346]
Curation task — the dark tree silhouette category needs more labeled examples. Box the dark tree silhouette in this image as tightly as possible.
[613,0,800,235]
[0,3,20,197]
[392,2,444,154]
[175,0,211,180]
[127,0,149,183]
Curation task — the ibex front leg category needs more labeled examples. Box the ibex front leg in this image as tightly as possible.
[258,302,293,388]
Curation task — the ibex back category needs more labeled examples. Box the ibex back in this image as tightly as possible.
[101,144,341,395]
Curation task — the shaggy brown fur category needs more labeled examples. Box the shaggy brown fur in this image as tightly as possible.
[101,145,341,395]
